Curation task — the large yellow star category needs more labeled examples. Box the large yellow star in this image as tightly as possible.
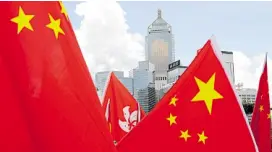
[179,129,191,142]
[166,113,177,126]
[46,13,65,39]
[169,96,178,106]
[191,73,223,115]
[197,131,208,144]
[259,105,264,112]
[10,6,34,34]
[59,1,69,20]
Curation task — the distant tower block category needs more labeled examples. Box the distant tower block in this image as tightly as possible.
[145,9,175,72]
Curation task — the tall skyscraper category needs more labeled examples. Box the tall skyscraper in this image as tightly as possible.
[134,83,156,113]
[221,51,235,84]
[130,61,154,91]
[130,61,156,112]
[145,9,175,91]
[145,9,175,72]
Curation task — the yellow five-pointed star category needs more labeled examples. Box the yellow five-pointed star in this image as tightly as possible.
[259,105,264,112]
[59,1,69,20]
[267,113,271,119]
[166,113,177,126]
[191,73,223,115]
[197,131,208,144]
[169,96,178,106]
[179,129,191,142]
[46,13,65,39]
[11,6,34,34]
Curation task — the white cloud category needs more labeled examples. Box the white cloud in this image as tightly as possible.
[233,51,272,102]
[74,0,144,78]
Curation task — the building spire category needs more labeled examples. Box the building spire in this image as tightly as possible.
[158,9,162,18]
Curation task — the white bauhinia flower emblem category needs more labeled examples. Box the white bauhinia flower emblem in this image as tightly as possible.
[119,106,138,133]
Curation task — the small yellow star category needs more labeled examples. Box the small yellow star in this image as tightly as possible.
[169,96,178,106]
[179,129,191,142]
[259,105,264,112]
[267,113,271,119]
[46,13,65,39]
[11,6,34,34]
[197,131,208,144]
[191,73,223,115]
[166,113,177,126]
[59,1,69,20]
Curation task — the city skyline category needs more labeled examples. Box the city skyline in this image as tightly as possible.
[64,1,272,93]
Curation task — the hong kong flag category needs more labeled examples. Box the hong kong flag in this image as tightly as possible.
[102,72,145,144]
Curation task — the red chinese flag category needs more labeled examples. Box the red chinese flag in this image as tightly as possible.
[250,53,271,152]
[0,2,117,152]
[102,72,145,143]
[117,38,258,152]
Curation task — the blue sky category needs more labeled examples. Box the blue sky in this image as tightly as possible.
[64,1,272,93]
[65,1,272,65]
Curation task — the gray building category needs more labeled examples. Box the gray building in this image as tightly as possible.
[134,83,156,113]
[130,61,156,112]
[167,60,187,84]
[157,60,187,101]
[145,9,175,72]
[119,77,134,95]
[236,87,257,105]
[95,71,124,99]
[130,61,154,91]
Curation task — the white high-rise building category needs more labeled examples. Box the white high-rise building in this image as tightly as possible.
[145,9,175,72]
[145,9,175,91]
[167,60,187,84]
[221,51,235,85]
[154,71,167,90]
[236,88,257,104]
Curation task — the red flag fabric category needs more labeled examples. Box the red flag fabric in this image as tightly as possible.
[0,2,117,152]
[102,72,145,143]
[250,53,271,152]
[117,38,258,152]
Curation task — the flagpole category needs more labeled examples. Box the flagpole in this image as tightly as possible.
[137,102,141,123]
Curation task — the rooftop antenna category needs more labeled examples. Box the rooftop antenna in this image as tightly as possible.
[236,83,243,90]
[158,9,162,18]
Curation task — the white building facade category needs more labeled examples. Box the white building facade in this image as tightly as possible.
[236,88,257,104]
[145,9,175,72]
[130,61,156,112]
[221,51,235,85]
